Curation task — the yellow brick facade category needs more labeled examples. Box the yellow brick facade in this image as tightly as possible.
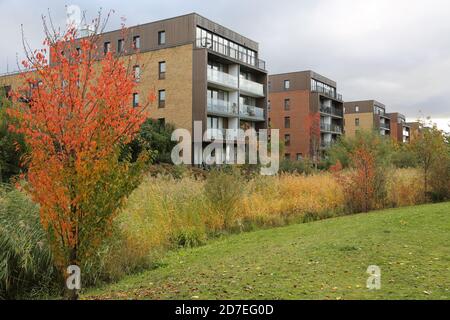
[1,43,194,132]
[131,44,193,132]
[344,112,374,137]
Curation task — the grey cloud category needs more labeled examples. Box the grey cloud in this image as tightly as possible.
[0,0,449,128]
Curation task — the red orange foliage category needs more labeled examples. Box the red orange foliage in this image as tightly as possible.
[7,23,151,291]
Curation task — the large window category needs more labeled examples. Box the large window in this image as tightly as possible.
[311,79,336,96]
[285,117,291,128]
[159,61,166,79]
[284,99,290,111]
[117,39,125,53]
[285,134,291,146]
[196,27,257,67]
[132,93,139,108]
[133,36,141,50]
[158,31,166,45]
[158,90,166,108]
[133,65,141,82]
[103,42,111,55]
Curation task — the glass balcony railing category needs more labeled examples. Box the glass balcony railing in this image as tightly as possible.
[320,123,343,134]
[206,128,241,141]
[240,78,265,97]
[320,105,344,117]
[380,122,390,130]
[312,85,343,101]
[240,105,265,120]
[207,99,238,116]
[207,68,238,88]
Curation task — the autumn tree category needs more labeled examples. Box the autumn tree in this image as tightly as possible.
[7,12,153,299]
[411,122,450,201]
[307,112,321,165]
[332,137,388,213]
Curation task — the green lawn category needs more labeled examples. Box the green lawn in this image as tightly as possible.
[85,202,450,300]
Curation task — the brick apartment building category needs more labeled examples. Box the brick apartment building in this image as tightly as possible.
[268,71,344,160]
[0,13,268,164]
[388,112,411,143]
[343,100,391,137]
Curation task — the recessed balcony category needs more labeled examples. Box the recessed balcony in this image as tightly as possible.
[207,68,238,90]
[239,78,265,98]
[320,123,343,134]
[207,98,238,117]
[320,105,343,118]
[239,105,265,121]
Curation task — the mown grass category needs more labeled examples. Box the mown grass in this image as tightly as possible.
[84,202,450,300]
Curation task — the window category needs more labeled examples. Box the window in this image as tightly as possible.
[285,134,291,146]
[196,27,259,68]
[285,117,290,129]
[268,100,271,112]
[296,153,303,161]
[284,80,290,90]
[285,153,291,159]
[355,106,359,112]
[118,39,125,53]
[133,65,141,82]
[158,90,166,108]
[133,36,141,50]
[158,31,166,45]
[158,118,165,126]
[159,61,166,79]
[76,47,81,56]
[284,99,290,111]
[355,118,360,126]
[103,42,111,55]
[132,93,139,108]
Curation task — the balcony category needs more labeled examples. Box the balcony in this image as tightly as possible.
[206,128,239,141]
[320,123,343,134]
[207,99,238,117]
[240,105,265,121]
[240,78,265,97]
[207,68,238,90]
[380,122,390,130]
[320,105,343,117]
[196,37,266,70]
[312,85,343,101]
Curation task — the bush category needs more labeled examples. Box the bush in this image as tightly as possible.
[128,118,177,164]
[279,158,315,175]
[0,186,57,299]
[204,168,244,228]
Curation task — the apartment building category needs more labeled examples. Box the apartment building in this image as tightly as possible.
[268,71,344,160]
[0,13,268,164]
[388,112,411,143]
[344,100,391,137]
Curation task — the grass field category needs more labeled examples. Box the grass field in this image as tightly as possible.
[85,202,450,300]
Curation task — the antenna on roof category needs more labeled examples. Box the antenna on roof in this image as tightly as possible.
[66,5,95,38]
[78,10,96,38]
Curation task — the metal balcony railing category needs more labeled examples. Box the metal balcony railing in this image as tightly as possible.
[312,85,343,101]
[320,123,343,134]
[320,105,344,117]
[196,37,266,70]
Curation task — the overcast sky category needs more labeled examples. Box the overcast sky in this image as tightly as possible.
[0,0,449,130]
